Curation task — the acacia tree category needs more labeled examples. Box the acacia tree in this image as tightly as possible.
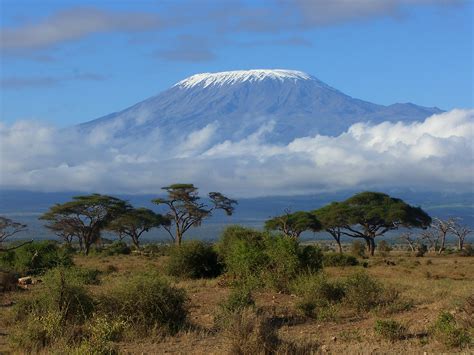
[0,216,30,252]
[265,209,322,239]
[313,202,351,253]
[107,208,169,249]
[40,194,130,255]
[152,184,237,246]
[320,192,431,256]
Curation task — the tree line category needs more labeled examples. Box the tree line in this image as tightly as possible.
[0,187,471,256]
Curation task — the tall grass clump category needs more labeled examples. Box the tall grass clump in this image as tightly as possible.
[166,240,222,279]
[430,311,472,349]
[374,319,407,341]
[322,252,359,267]
[98,272,188,334]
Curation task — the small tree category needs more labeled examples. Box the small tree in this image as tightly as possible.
[152,184,237,246]
[107,208,169,249]
[430,218,455,254]
[449,220,471,251]
[313,202,351,253]
[41,194,130,255]
[265,210,322,239]
[0,216,30,252]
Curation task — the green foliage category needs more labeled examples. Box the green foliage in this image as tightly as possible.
[291,273,345,319]
[0,241,73,275]
[98,272,188,334]
[323,252,359,267]
[351,240,366,257]
[166,240,222,279]
[141,243,172,256]
[377,240,392,257]
[218,226,322,291]
[103,241,131,256]
[431,312,471,348]
[374,319,407,341]
[265,211,322,238]
[298,245,324,272]
[343,272,385,312]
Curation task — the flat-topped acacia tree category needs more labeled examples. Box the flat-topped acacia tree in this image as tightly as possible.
[41,194,130,255]
[265,210,322,239]
[107,208,170,249]
[313,202,351,254]
[317,192,431,256]
[152,184,237,246]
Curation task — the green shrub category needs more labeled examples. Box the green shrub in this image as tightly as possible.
[374,319,407,341]
[291,273,344,319]
[323,252,359,267]
[351,240,366,257]
[99,272,188,334]
[69,267,102,285]
[431,312,471,348]
[298,245,324,272]
[343,272,385,312]
[218,226,322,291]
[1,241,73,275]
[415,243,428,257]
[377,241,392,257]
[141,243,172,256]
[103,241,131,256]
[166,240,222,279]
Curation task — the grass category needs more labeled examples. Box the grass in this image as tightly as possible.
[0,249,473,354]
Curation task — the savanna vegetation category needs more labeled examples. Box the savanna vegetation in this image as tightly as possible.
[0,188,472,353]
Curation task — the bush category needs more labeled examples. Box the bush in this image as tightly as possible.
[374,319,407,341]
[141,243,172,256]
[166,241,222,279]
[343,272,385,313]
[459,244,474,257]
[298,245,324,272]
[1,241,73,275]
[431,312,471,348]
[99,272,188,334]
[9,267,95,351]
[218,226,322,291]
[323,252,359,267]
[415,243,428,257]
[377,241,392,257]
[215,285,256,330]
[291,273,344,319]
[102,241,131,256]
[351,240,366,257]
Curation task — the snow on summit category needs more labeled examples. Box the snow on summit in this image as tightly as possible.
[174,69,314,89]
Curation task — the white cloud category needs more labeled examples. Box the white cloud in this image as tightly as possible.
[0,109,472,197]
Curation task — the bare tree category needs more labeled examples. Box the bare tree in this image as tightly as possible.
[430,218,455,254]
[399,232,417,253]
[450,220,471,251]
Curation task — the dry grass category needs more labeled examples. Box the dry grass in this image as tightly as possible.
[1,252,473,354]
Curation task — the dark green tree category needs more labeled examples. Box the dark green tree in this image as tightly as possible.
[152,184,237,246]
[339,192,431,256]
[265,210,322,239]
[315,192,431,256]
[107,208,169,249]
[313,202,351,253]
[40,194,130,255]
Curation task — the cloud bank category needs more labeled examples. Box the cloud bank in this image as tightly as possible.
[0,109,472,197]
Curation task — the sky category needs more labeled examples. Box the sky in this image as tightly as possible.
[1,0,473,127]
[0,0,473,197]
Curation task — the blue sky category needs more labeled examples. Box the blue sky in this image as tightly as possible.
[1,0,473,127]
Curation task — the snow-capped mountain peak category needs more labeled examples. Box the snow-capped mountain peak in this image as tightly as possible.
[173,69,315,89]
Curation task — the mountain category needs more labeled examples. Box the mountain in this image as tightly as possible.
[78,69,442,143]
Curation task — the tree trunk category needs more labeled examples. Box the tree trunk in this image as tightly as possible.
[337,241,343,254]
[132,236,140,250]
[458,238,464,251]
[438,233,446,254]
[369,238,376,256]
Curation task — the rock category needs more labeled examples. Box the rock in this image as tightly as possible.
[18,276,32,285]
[331,336,337,342]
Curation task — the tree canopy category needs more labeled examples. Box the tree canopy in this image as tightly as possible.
[265,210,322,239]
[152,184,237,246]
[107,208,169,249]
[315,192,431,256]
[40,194,130,255]
[0,216,30,252]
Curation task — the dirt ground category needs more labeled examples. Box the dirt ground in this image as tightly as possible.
[1,252,473,354]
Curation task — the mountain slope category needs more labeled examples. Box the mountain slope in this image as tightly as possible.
[79,69,442,143]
